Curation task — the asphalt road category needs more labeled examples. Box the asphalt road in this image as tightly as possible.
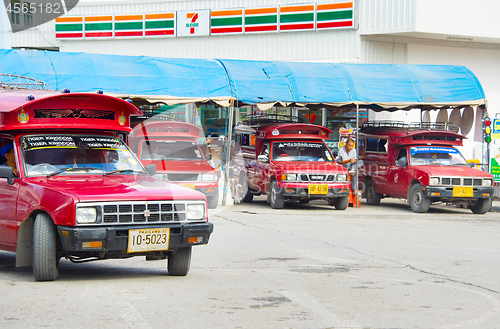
[0,197,499,329]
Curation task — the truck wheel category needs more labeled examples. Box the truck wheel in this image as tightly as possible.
[33,213,59,281]
[207,194,218,209]
[470,198,491,214]
[270,180,285,209]
[409,183,431,213]
[240,175,253,203]
[365,180,381,205]
[168,246,192,276]
[333,196,349,210]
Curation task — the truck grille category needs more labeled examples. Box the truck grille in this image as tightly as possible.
[167,173,199,182]
[78,201,204,225]
[300,174,335,182]
[440,177,483,186]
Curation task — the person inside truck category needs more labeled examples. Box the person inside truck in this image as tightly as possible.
[338,138,364,174]
[1,140,18,177]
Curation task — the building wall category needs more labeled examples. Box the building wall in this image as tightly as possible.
[407,44,500,159]
[1,7,9,49]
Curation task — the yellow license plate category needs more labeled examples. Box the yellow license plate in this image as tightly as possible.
[127,228,170,253]
[181,183,195,189]
[308,184,328,195]
[453,186,473,197]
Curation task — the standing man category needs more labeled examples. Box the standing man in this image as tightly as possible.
[338,138,363,191]
[338,138,363,173]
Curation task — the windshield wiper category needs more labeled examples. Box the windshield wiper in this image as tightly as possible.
[104,169,144,177]
[46,167,103,178]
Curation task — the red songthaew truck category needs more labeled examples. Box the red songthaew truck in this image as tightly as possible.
[128,120,219,209]
[0,89,213,281]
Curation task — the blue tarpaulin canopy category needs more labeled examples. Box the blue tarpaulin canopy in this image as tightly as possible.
[0,49,486,110]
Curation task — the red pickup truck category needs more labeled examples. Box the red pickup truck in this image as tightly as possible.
[128,120,219,209]
[232,115,350,209]
[357,121,494,213]
[0,89,213,281]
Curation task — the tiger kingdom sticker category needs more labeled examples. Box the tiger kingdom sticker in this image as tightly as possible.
[18,108,30,124]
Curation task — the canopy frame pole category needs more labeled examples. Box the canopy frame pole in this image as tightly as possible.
[356,103,359,194]
[223,99,235,206]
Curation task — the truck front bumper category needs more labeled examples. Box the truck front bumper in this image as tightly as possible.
[422,186,494,200]
[57,222,214,254]
[279,182,350,199]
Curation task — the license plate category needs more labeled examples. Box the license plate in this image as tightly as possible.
[181,183,195,189]
[127,228,170,253]
[308,184,328,195]
[453,186,473,197]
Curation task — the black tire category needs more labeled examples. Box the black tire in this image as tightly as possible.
[409,183,431,213]
[365,179,381,205]
[270,180,285,209]
[333,196,349,210]
[33,213,59,281]
[241,175,254,203]
[168,246,192,276]
[470,198,491,214]
[207,193,218,209]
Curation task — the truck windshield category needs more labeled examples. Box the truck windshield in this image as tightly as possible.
[140,140,204,161]
[409,146,468,166]
[21,135,145,177]
[272,141,334,162]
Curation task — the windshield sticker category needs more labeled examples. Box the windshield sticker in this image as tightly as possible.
[23,136,126,150]
[410,147,459,155]
[277,142,323,148]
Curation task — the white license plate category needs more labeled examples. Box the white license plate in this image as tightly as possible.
[127,228,170,253]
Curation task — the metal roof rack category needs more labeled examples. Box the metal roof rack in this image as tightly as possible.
[240,113,304,126]
[361,120,459,133]
[0,74,50,90]
[408,122,459,133]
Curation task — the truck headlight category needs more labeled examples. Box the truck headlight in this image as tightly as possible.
[281,173,297,181]
[482,179,493,187]
[429,177,440,185]
[186,204,205,220]
[201,173,216,181]
[337,174,347,181]
[76,207,97,224]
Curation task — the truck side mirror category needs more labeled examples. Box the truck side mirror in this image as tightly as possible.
[205,153,212,161]
[0,166,15,185]
[257,154,269,163]
[144,164,156,176]
[468,162,476,168]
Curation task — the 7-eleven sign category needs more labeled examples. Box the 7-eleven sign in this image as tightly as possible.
[177,10,210,36]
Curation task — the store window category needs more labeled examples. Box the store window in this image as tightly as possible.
[23,2,33,27]
[10,0,20,25]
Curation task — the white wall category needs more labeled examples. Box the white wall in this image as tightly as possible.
[407,44,500,159]
[1,7,9,49]
[415,0,500,40]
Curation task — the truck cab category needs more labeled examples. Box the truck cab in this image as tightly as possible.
[0,89,213,281]
[357,121,494,213]
[232,115,350,209]
[128,120,219,209]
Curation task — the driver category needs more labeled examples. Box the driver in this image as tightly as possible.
[1,141,18,177]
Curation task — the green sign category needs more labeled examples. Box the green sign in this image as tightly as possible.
[492,147,500,182]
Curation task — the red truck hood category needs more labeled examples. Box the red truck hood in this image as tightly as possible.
[411,165,493,178]
[140,160,216,174]
[24,175,207,202]
[272,161,348,173]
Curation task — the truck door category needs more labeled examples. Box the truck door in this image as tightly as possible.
[0,139,20,249]
[255,142,271,194]
[388,147,409,198]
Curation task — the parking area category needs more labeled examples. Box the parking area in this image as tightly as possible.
[0,197,499,328]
